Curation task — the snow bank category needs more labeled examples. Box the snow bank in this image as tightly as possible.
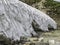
[54,0,60,2]
[0,0,57,40]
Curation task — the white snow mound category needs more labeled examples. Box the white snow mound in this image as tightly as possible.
[0,0,57,40]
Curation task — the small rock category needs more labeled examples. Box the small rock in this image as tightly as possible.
[38,37,44,42]
[49,40,55,45]
[24,42,31,45]
[27,38,38,42]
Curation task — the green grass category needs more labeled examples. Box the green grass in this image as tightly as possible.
[43,0,60,17]
[20,0,41,5]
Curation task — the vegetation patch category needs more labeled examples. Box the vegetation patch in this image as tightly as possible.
[43,0,60,17]
[20,0,41,5]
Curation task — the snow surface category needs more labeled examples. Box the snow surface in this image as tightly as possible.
[0,0,57,40]
[54,0,60,2]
